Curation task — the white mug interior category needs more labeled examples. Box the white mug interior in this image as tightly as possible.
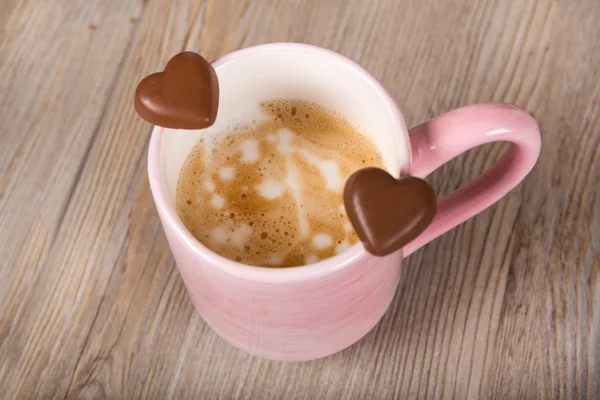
[155,43,411,269]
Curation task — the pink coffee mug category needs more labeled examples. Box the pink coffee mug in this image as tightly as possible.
[147,43,541,361]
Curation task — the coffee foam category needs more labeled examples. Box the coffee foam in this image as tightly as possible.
[176,100,385,267]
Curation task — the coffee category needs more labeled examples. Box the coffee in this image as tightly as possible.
[176,99,385,267]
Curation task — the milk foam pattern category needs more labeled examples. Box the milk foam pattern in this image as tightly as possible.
[177,100,385,267]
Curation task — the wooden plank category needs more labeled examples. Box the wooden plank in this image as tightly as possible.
[0,0,149,397]
[0,0,598,398]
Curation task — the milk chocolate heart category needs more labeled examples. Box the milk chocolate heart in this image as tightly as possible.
[134,51,219,129]
[344,168,437,256]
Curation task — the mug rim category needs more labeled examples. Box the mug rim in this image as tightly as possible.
[147,42,411,283]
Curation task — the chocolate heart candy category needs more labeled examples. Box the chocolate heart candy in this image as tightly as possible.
[134,51,219,129]
[343,168,437,256]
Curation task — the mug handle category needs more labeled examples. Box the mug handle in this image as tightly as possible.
[403,102,541,257]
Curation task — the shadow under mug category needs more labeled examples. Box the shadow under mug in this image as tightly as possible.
[147,43,541,361]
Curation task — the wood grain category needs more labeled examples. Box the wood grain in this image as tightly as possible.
[0,0,598,398]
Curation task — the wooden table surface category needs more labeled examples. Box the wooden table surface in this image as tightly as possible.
[1,0,599,398]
